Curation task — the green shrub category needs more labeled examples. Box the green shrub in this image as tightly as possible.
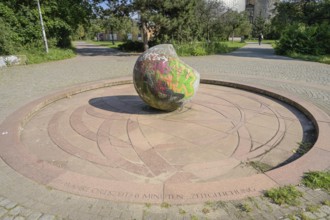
[173,41,244,56]
[118,40,144,52]
[276,23,330,56]
[323,200,330,206]
[173,43,192,56]
[0,18,21,55]
[191,46,207,56]
[117,41,245,56]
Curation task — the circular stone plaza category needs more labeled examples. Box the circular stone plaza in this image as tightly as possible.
[0,42,329,219]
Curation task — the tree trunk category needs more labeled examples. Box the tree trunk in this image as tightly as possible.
[142,22,149,51]
[110,26,115,45]
[232,30,234,42]
[207,23,210,42]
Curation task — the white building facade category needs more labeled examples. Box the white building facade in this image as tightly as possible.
[221,0,246,12]
[222,0,280,20]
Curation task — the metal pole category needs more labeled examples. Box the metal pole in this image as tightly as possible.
[37,0,49,53]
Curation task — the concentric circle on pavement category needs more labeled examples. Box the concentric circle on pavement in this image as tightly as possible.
[0,78,329,204]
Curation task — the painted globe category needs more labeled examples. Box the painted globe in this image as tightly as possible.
[133,44,200,111]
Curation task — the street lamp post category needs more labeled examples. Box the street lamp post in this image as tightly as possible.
[37,0,49,53]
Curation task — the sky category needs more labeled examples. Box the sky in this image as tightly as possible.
[98,1,109,9]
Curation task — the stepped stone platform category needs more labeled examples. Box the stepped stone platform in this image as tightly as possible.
[0,77,329,205]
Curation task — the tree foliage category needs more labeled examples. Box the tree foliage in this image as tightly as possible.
[0,0,100,55]
[221,10,251,41]
[273,0,330,55]
[195,0,226,41]
[276,22,330,55]
[153,0,203,43]
[101,0,250,51]
[0,0,254,55]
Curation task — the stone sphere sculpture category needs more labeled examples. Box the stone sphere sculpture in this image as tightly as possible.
[133,44,200,111]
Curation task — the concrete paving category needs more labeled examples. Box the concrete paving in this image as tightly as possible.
[0,41,329,219]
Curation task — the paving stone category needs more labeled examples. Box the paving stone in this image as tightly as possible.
[127,204,143,218]
[108,209,122,219]
[0,200,11,207]
[13,217,25,220]
[0,207,7,218]
[16,207,32,217]
[39,214,57,220]
[302,212,317,219]
[247,213,268,220]
[5,202,17,210]
[143,212,167,220]
[119,211,133,220]
[26,212,42,220]
[1,215,15,220]
[285,216,301,220]
[8,207,21,217]
[320,206,330,215]
[314,210,328,218]
[67,211,95,220]
[95,206,112,217]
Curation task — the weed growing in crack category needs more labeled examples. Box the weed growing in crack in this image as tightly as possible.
[302,171,330,192]
[264,185,303,206]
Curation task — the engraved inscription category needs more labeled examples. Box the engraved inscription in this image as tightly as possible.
[51,180,258,202]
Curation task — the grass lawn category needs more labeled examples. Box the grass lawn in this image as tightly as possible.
[221,41,247,53]
[174,41,246,56]
[18,48,76,64]
[246,39,276,45]
[246,39,329,64]
[287,52,330,64]
[86,40,124,49]
[87,40,246,56]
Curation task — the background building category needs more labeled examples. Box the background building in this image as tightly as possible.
[222,0,246,12]
[245,0,280,22]
[223,0,280,21]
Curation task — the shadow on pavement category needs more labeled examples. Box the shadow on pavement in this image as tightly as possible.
[89,95,168,115]
[225,43,294,61]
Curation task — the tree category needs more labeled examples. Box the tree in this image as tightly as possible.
[105,0,159,50]
[42,0,97,47]
[222,10,251,41]
[196,0,226,41]
[154,0,203,44]
[253,14,266,37]
[74,24,86,40]
[85,19,103,40]
[103,0,131,44]
[0,3,22,54]
[133,0,158,50]
[0,0,100,53]
[105,0,205,50]
[271,0,330,35]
